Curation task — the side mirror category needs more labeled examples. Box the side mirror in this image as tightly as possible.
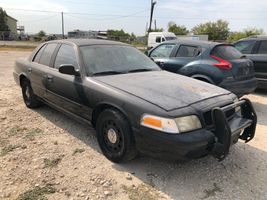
[59,64,80,76]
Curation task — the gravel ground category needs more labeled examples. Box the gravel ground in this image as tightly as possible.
[0,50,267,200]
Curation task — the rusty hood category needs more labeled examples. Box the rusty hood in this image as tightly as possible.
[93,71,231,111]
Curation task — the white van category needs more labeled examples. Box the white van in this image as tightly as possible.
[147,32,177,49]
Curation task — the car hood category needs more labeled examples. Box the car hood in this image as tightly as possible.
[93,71,231,111]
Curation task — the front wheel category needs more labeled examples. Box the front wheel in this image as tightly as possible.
[21,80,42,108]
[96,109,137,163]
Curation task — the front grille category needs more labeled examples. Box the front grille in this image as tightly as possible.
[203,106,235,127]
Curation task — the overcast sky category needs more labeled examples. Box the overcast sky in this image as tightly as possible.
[1,0,267,36]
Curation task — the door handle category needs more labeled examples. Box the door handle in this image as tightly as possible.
[46,75,53,82]
[158,62,165,68]
[27,68,32,73]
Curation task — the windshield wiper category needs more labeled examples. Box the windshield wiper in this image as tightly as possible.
[92,70,124,76]
[127,68,155,73]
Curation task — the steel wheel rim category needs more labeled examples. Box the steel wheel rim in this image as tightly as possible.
[103,120,123,154]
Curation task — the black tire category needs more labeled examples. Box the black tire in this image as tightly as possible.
[96,109,137,163]
[21,79,42,108]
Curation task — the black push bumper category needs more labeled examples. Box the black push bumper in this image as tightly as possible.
[211,98,257,160]
[134,99,257,161]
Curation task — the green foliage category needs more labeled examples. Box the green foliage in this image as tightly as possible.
[72,148,85,156]
[150,28,164,32]
[0,144,20,156]
[37,30,46,38]
[17,184,56,200]
[43,156,63,168]
[227,27,264,42]
[192,19,229,41]
[168,21,189,35]
[0,7,8,31]
[107,29,136,42]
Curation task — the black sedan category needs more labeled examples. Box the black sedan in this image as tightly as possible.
[233,36,267,89]
[147,40,258,97]
[14,39,257,162]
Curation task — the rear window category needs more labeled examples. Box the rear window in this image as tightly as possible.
[211,45,242,60]
[39,43,58,66]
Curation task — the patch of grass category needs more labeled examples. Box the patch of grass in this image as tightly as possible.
[0,144,20,156]
[8,126,27,136]
[43,155,64,168]
[122,184,159,200]
[72,148,85,156]
[17,184,56,200]
[24,128,43,141]
[202,183,223,199]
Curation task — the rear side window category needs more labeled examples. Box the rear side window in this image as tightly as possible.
[211,45,242,60]
[234,40,256,54]
[39,43,58,66]
[54,44,78,69]
[33,44,46,63]
[150,44,176,57]
[258,41,267,54]
[156,37,161,43]
[176,45,199,57]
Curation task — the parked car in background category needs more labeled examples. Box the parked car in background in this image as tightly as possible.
[233,36,267,89]
[147,32,177,49]
[147,39,257,97]
[14,39,257,163]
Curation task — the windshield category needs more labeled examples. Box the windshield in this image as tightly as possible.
[80,45,160,75]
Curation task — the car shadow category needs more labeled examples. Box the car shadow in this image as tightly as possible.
[34,105,267,200]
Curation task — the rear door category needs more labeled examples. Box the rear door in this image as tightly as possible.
[252,40,267,81]
[170,44,201,73]
[234,39,267,80]
[30,43,58,98]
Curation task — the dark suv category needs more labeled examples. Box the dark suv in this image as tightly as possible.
[148,40,257,96]
[233,36,267,89]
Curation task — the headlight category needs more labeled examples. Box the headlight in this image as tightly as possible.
[174,115,202,133]
[140,114,202,134]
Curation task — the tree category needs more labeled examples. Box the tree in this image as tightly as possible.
[168,21,189,35]
[244,27,264,37]
[37,30,46,38]
[150,28,163,32]
[227,27,264,42]
[192,19,229,41]
[0,7,9,40]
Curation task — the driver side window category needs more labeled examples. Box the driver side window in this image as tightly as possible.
[150,44,176,58]
[54,44,78,69]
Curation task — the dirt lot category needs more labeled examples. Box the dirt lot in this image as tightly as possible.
[0,50,267,200]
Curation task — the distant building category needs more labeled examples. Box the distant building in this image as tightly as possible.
[68,30,107,39]
[6,15,17,34]
[0,13,18,40]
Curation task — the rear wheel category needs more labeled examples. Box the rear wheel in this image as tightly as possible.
[96,109,137,163]
[21,80,42,108]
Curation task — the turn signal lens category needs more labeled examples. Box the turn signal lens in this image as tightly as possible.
[141,114,179,133]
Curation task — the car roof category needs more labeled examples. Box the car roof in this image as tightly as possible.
[164,39,222,48]
[237,36,267,41]
[46,39,130,47]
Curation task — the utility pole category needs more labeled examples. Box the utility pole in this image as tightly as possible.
[148,0,156,33]
[61,12,64,39]
[154,19,157,30]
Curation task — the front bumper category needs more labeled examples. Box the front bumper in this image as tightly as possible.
[134,99,257,161]
[219,77,257,96]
